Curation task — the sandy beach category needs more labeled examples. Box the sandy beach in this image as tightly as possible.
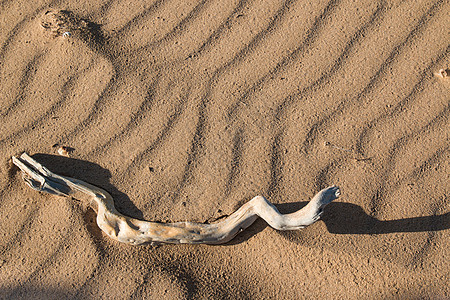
[0,0,448,298]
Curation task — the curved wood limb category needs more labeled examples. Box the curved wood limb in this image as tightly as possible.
[12,152,340,245]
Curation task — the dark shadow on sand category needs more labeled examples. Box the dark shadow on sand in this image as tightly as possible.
[0,286,72,300]
[320,202,449,234]
[32,153,143,220]
[276,201,449,235]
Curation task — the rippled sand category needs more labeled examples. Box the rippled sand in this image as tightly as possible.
[0,0,448,298]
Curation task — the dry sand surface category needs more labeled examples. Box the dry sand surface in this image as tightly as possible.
[0,0,449,299]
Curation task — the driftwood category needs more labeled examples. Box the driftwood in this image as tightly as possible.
[12,152,340,245]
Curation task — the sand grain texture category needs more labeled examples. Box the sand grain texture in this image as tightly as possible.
[0,0,448,299]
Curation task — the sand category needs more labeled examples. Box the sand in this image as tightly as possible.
[0,0,448,299]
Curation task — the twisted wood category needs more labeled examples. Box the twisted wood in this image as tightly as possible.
[12,152,340,245]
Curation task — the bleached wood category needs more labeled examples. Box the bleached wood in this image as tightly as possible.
[12,152,340,245]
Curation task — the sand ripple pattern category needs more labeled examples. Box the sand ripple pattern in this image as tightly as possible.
[0,0,448,298]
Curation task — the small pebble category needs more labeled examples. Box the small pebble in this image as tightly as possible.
[435,68,449,78]
[56,145,74,157]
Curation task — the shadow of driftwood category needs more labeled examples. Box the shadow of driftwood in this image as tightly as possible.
[223,218,268,246]
[320,202,449,234]
[32,153,143,220]
[277,201,449,235]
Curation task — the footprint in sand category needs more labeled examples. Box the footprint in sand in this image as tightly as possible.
[39,9,103,45]
[40,10,89,38]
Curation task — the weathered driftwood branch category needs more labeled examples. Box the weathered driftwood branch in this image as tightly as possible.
[12,152,340,245]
